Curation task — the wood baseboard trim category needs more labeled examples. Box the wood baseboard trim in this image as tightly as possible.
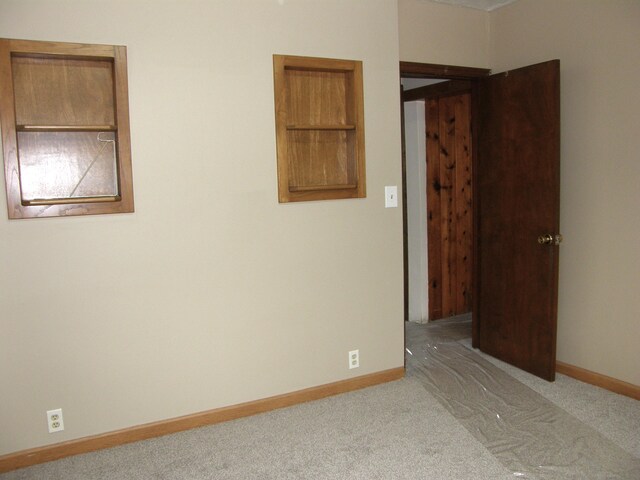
[0,367,404,474]
[556,361,640,401]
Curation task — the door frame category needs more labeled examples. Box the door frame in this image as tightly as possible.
[400,61,490,346]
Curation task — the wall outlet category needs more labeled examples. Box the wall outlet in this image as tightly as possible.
[348,349,360,369]
[47,408,64,433]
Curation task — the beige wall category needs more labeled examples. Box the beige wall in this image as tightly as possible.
[3,0,637,459]
[0,0,404,455]
[490,0,640,386]
[398,0,490,67]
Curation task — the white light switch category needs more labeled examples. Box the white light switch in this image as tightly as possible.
[385,186,398,208]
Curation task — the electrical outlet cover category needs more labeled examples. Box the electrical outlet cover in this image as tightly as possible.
[47,408,64,433]
[349,349,360,369]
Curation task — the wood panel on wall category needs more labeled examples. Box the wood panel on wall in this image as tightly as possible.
[426,91,472,320]
[426,98,443,320]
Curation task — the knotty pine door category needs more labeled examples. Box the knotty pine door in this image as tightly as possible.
[425,91,473,320]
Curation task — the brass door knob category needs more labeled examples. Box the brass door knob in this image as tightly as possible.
[538,234,563,245]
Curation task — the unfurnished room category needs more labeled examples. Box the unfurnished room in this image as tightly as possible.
[0,1,639,479]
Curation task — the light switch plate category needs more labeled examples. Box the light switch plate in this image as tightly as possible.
[385,186,398,208]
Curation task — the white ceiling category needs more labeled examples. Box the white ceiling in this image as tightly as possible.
[430,0,519,11]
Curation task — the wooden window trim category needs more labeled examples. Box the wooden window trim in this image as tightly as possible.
[273,55,366,203]
[0,38,134,219]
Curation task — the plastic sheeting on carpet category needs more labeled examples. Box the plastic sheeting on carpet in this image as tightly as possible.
[406,319,640,480]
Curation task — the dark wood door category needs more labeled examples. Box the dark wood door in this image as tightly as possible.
[475,60,561,381]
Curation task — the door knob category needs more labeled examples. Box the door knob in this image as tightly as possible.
[538,234,563,245]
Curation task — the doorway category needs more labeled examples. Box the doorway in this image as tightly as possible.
[400,63,489,325]
[400,60,561,381]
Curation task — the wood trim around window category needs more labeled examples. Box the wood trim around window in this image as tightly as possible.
[0,38,134,219]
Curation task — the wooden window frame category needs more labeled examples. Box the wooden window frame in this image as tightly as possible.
[0,38,134,219]
[273,54,366,203]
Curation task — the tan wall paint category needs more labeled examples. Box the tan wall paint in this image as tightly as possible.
[398,0,490,67]
[0,0,404,455]
[490,0,640,386]
[4,0,636,458]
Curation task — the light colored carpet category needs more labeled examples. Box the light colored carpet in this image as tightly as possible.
[2,379,514,479]
[406,316,640,479]
[460,336,640,459]
[2,317,639,479]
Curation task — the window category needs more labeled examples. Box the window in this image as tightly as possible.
[273,55,366,203]
[0,38,134,218]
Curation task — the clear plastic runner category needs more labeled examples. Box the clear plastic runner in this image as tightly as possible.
[406,319,640,479]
